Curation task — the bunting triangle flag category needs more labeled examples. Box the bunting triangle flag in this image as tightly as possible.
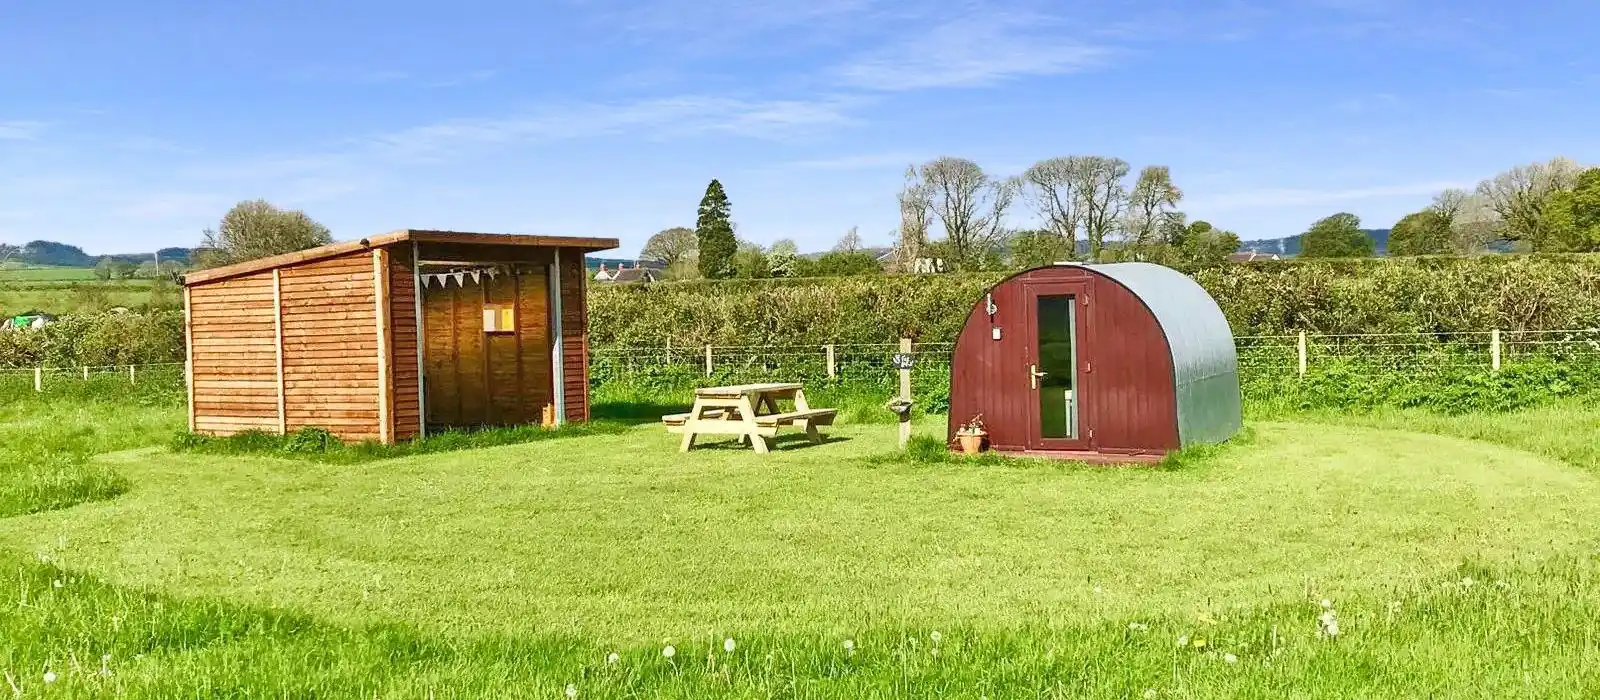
[453,271,466,287]
[470,269,482,284]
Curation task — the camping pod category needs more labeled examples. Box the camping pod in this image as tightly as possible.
[948,262,1242,462]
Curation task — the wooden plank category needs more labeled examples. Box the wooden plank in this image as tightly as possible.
[184,286,195,432]
[374,249,392,444]
[273,269,286,435]
[192,379,279,390]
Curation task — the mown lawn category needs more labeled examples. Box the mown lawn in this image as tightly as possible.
[4,387,1600,697]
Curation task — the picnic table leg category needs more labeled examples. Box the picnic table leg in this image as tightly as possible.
[738,394,769,454]
[793,388,820,441]
[679,401,703,452]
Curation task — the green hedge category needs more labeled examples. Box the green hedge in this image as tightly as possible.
[0,311,184,368]
[590,255,1600,346]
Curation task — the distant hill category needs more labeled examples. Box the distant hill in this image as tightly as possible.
[1236,229,1391,257]
[6,240,194,267]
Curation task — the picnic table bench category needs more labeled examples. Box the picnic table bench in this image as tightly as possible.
[661,383,836,453]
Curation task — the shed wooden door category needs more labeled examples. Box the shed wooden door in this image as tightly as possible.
[1022,281,1093,451]
[421,269,552,428]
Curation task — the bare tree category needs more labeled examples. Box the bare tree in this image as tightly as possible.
[916,157,1016,268]
[1449,192,1501,254]
[1474,157,1585,246]
[1125,165,1183,247]
[835,226,863,253]
[640,226,697,267]
[1072,156,1131,260]
[891,165,933,272]
[0,243,18,267]
[1020,157,1082,255]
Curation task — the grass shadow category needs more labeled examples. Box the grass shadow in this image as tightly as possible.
[590,400,692,426]
[171,420,634,465]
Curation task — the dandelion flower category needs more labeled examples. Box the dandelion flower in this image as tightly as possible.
[1223,653,1238,664]
[724,638,736,653]
[930,631,942,644]
[565,684,578,698]
[605,652,620,665]
[43,671,57,684]
[662,645,676,659]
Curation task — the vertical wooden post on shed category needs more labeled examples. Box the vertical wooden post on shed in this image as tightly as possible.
[898,337,913,449]
[826,344,836,379]
[412,241,427,437]
[373,249,393,444]
[549,249,566,425]
[1296,331,1308,378]
[704,345,713,377]
[34,367,42,392]
[183,286,195,432]
[1491,329,1502,372]
[272,269,287,435]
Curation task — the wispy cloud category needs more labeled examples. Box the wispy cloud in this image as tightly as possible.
[0,121,46,140]
[1190,180,1470,211]
[834,11,1110,91]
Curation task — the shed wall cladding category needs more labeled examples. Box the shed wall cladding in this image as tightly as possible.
[386,246,421,441]
[947,266,1180,453]
[560,250,589,421]
[279,251,381,441]
[418,262,552,427]
[188,271,280,435]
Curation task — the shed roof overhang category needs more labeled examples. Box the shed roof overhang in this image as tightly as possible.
[182,229,620,286]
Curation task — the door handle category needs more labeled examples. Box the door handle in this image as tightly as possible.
[1029,364,1047,389]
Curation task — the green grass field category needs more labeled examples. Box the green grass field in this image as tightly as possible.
[0,265,104,282]
[3,379,1600,697]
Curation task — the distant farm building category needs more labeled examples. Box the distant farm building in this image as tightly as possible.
[181,230,618,443]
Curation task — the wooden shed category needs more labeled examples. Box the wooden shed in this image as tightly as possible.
[948,262,1242,462]
[181,230,618,443]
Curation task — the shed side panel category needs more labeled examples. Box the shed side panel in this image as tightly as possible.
[515,267,554,421]
[387,245,421,440]
[189,272,279,435]
[560,250,590,421]
[279,251,381,441]
[1083,275,1179,452]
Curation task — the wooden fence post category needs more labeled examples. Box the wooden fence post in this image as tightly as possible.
[129,365,136,384]
[1297,331,1308,378]
[665,338,672,366]
[82,366,89,381]
[704,345,713,377]
[1491,329,1502,372]
[826,344,836,379]
[898,338,913,449]
[34,367,42,392]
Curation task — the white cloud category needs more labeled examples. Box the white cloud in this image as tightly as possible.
[0,121,46,140]
[1190,181,1471,211]
[834,11,1110,91]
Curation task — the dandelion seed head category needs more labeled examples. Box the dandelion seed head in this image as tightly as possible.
[605,652,620,665]
[1320,599,1332,609]
[565,684,578,698]
[52,579,63,589]
[1128,622,1149,632]
[930,647,939,658]
[1461,576,1475,588]
[1176,634,1189,647]
[724,638,736,653]
[1144,690,1158,699]
[930,631,942,644]
[43,671,57,684]
[662,645,676,659]
[1223,653,1238,664]
[843,639,855,652]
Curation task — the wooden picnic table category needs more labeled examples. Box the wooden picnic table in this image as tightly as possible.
[662,383,837,453]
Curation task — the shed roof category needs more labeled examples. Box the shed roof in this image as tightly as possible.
[1087,262,1242,446]
[183,229,620,286]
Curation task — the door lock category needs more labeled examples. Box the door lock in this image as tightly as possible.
[1029,364,1047,389]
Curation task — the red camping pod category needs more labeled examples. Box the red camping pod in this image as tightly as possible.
[947,262,1242,462]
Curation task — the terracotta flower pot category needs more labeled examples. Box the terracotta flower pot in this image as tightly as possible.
[958,433,985,455]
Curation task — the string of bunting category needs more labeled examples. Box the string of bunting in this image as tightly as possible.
[419,263,539,289]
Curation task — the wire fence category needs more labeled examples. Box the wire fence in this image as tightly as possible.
[6,329,1600,396]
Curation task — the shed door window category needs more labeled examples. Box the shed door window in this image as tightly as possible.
[483,304,516,334]
[1035,294,1078,439]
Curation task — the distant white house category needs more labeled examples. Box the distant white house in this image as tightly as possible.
[594,262,660,284]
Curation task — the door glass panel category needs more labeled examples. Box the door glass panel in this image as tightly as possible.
[1036,294,1077,439]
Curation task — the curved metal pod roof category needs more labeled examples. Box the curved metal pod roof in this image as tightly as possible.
[1089,262,1243,445]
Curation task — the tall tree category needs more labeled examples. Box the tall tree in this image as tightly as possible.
[1007,229,1074,270]
[915,157,1015,269]
[695,179,737,279]
[196,199,332,268]
[1173,219,1241,268]
[0,243,17,267]
[835,226,863,253]
[890,166,933,272]
[1020,157,1082,257]
[768,239,800,277]
[1388,210,1451,256]
[1124,165,1183,248]
[1299,212,1375,258]
[1543,167,1600,252]
[1474,156,1584,248]
[1070,156,1131,260]
[640,226,697,268]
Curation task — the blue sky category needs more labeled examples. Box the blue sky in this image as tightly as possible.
[2,0,1597,257]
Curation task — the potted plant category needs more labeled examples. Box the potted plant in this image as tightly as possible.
[955,414,987,455]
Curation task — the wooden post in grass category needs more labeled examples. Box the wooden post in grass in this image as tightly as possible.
[34,367,42,392]
[898,338,913,449]
[665,338,672,365]
[82,366,88,381]
[826,344,836,379]
[704,345,713,377]
[129,365,136,384]
[1491,329,1502,372]
[1297,331,1308,378]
